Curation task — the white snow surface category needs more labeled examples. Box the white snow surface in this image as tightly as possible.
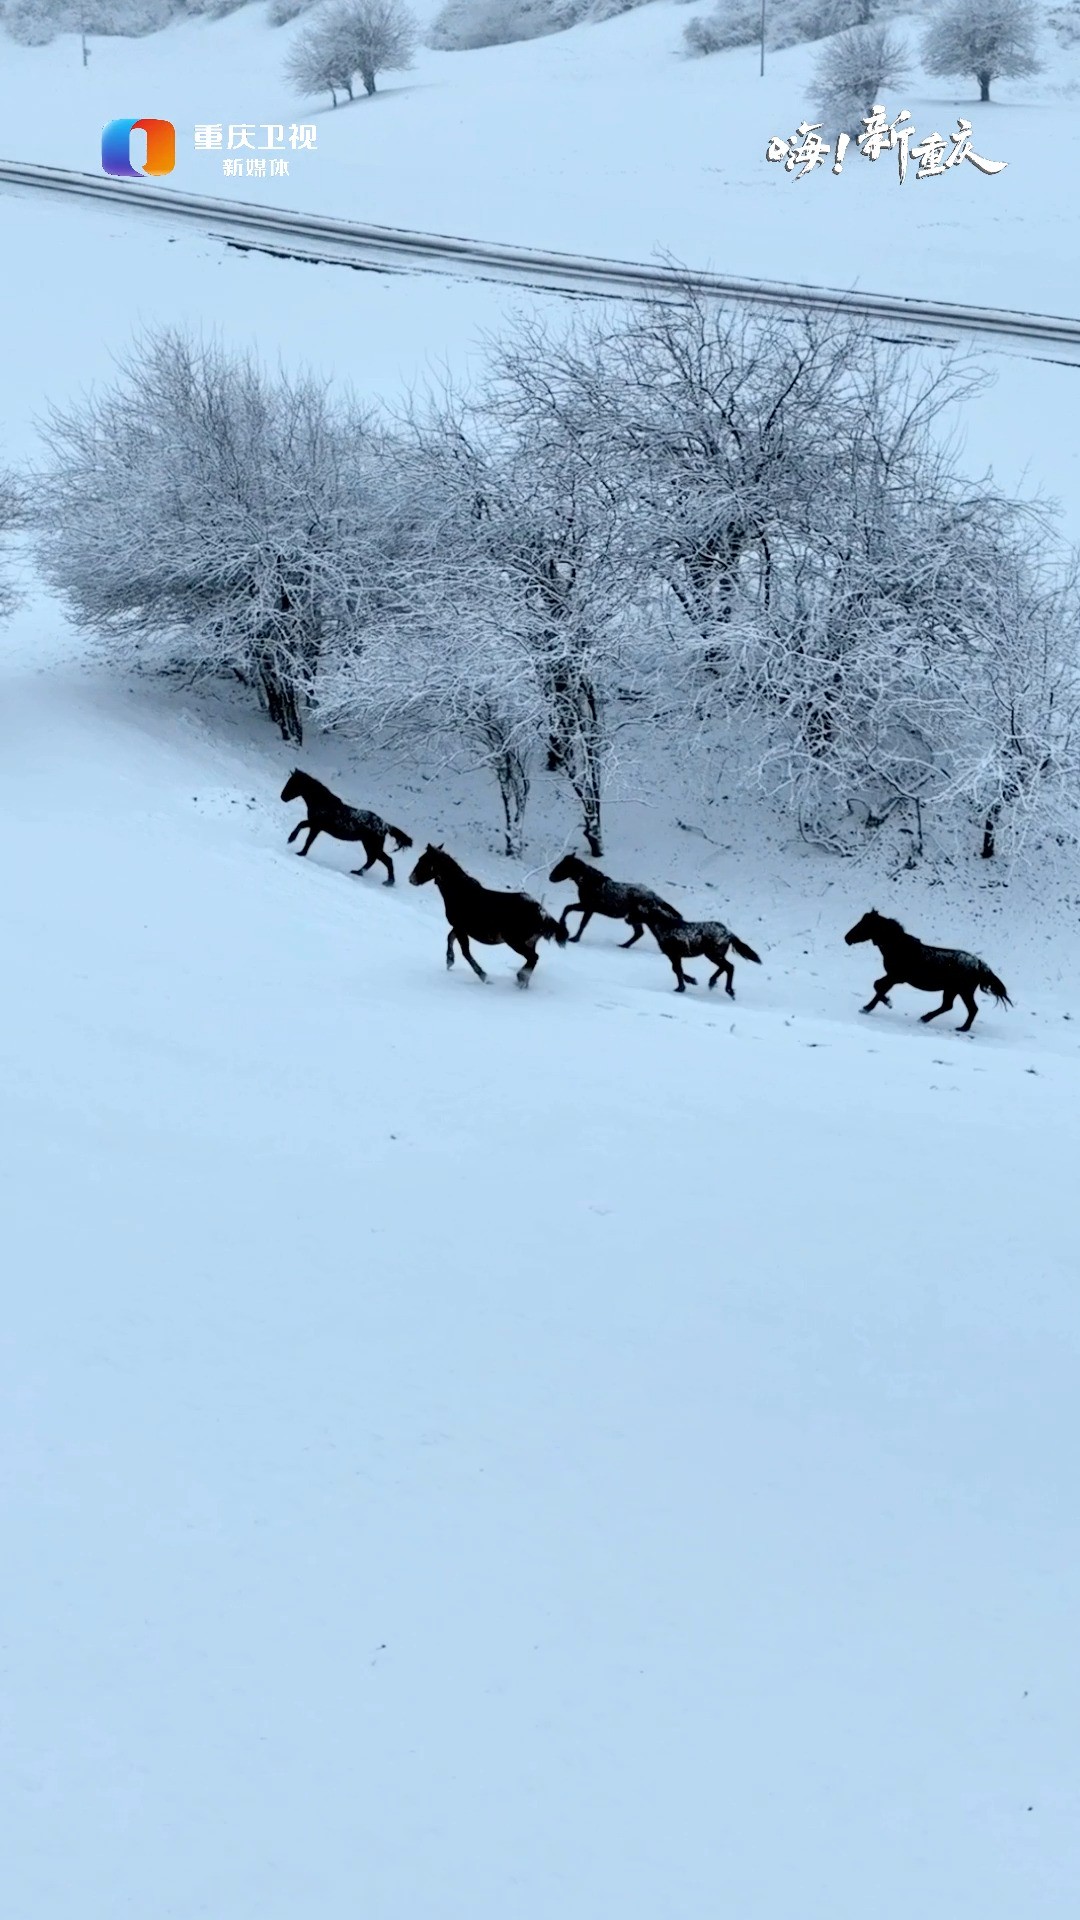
[3,583,1080,1918]
[0,2,1078,312]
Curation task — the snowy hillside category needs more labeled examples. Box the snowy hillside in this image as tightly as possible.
[4,590,1080,1919]
[1,1,1079,309]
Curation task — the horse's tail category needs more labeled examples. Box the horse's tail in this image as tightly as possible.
[981,968,1011,1007]
[389,826,413,851]
[731,934,762,965]
[541,912,569,947]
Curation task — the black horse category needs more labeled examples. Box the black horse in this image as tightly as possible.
[410,845,568,988]
[280,769,413,884]
[645,912,762,995]
[845,910,1011,1032]
[548,853,681,948]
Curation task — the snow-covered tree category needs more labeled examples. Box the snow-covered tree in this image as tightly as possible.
[812,22,908,124]
[766,0,874,50]
[0,460,23,624]
[288,0,415,100]
[268,0,319,24]
[285,6,359,101]
[683,0,761,56]
[920,0,1041,102]
[400,380,627,855]
[34,331,404,744]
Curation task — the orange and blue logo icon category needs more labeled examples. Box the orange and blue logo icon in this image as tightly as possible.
[101,118,175,179]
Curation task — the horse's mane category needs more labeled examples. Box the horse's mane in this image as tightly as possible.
[872,912,908,937]
[293,768,334,799]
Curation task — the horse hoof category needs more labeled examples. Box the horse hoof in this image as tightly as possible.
[384,879,394,887]
[726,987,736,999]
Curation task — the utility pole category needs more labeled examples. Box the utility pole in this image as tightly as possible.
[82,24,90,65]
[759,0,765,75]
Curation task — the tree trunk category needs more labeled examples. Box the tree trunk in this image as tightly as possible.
[260,662,303,745]
[362,69,376,95]
[495,751,530,857]
[981,803,999,859]
[978,72,991,101]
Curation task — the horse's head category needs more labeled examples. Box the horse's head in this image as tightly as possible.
[844,911,881,947]
[548,854,581,885]
[409,845,445,887]
[280,769,304,804]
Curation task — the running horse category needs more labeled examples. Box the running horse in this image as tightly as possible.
[844,911,1011,1032]
[280,769,413,884]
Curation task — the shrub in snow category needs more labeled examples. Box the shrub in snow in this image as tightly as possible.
[812,22,908,125]
[1045,2,1080,45]
[427,0,571,50]
[767,0,878,51]
[920,0,1041,101]
[34,332,409,747]
[0,463,22,624]
[33,307,1080,867]
[267,0,318,22]
[427,0,645,51]
[286,0,416,101]
[174,0,249,15]
[683,0,761,56]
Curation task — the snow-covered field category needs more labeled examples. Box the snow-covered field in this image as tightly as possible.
[4,589,1080,1919]
[4,4,1080,1914]
[1,2,1079,310]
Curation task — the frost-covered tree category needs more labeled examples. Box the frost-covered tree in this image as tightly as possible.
[285,6,359,101]
[717,346,1080,859]
[34,332,404,744]
[288,0,415,100]
[401,383,626,855]
[427,0,627,50]
[0,460,23,624]
[268,0,320,24]
[920,0,1041,101]
[682,0,761,55]
[812,22,908,124]
[504,298,872,667]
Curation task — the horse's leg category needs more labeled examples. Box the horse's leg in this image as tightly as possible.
[352,836,394,885]
[667,952,696,992]
[446,931,456,970]
[707,948,735,997]
[861,973,896,1013]
[351,833,376,879]
[619,920,645,948]
[921,993,955,1025]
[957,990,979,1033]
[568,908,593,943]
[456,932,488,982]
[287,820,306,845]
[516,941,540,989]
[299,825,321,856]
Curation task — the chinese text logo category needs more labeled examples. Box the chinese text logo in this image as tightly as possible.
[766,107,1005,184]
[101,118,176,179]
